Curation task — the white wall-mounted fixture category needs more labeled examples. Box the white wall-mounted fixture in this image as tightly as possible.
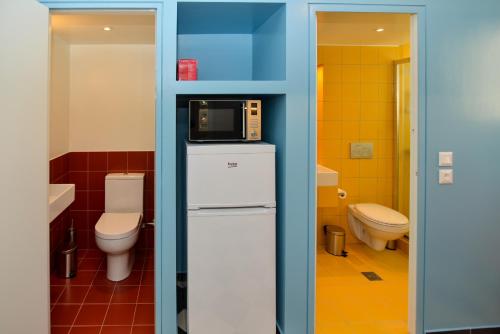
[317,164,339,187]
[439,169,454,185]
[103,26,112,31]
[49,183,75,222]
[439,151,453,167]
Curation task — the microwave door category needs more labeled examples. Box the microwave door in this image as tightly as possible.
[189,100,245,141]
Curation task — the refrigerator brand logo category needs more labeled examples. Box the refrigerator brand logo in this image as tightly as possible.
[227,162,238,168]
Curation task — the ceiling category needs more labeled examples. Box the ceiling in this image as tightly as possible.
[317,12,410,46]
[51,11,155,44]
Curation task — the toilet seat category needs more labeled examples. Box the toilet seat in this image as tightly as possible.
[95,213,142,240]
[350,203,408,231]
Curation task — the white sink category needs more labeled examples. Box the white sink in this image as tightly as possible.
[317,164,338,187]
[49,184,75,223]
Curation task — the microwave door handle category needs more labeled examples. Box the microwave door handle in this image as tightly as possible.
[242,102,246,139]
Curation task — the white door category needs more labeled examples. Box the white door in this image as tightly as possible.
[0,0,50,333]
[187,207,276,334]
[187,143,276,209]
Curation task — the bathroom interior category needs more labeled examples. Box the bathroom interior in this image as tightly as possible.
[48,11,156,334]
[315,12,412,334]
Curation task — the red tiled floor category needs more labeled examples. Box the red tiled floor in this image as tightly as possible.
[58,286,90,304]
[74,304,108,326]
[100,326,132,334]
[69,326,101,334]
[104,304,136,326]
[84,285,115,304]
[84,249,105,259]
[51,327,70,334]
[67,270,97,285]
[134,304,155,325]
[137,285,154,304]
[51,285,65,302]
[111,285,140,304]
[51,248,155,333]
[116,270,142,285]
[141,271,154,286]
[92,270,116,286]
[51,305,80,326]
[79,258,103,271]
[132,325,155,334]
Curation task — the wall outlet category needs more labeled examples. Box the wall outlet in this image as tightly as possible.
[350,142,373,159]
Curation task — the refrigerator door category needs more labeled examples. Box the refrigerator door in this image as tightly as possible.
[187,143,275,209]
[187,207,276,334]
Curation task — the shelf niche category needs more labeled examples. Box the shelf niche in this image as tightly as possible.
[177,2,286,81]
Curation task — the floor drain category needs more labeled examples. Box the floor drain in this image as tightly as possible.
[361,271,383,281]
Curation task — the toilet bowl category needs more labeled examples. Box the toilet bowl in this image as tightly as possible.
[348,203,409,251]
[95,173,144,281]
[95,213,142,281]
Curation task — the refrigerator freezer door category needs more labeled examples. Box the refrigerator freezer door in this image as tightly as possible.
[187,143,275,209]
[187,207,276,334]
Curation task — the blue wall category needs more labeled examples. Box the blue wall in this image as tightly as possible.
[423,0,500,330]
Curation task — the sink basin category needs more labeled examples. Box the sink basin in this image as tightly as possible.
[49,184,75,223]
[317,164,338,187]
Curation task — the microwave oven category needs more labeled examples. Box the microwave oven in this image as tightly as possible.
[188,100,261,142]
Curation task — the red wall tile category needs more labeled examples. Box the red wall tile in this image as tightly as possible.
[108,152,127,171]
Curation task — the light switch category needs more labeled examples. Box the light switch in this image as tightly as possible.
[439,152,453,167]
[439,169,454,184]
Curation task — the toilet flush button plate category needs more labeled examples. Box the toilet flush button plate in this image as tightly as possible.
[439,169,454,185]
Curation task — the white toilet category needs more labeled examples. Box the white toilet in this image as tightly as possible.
[348,203,409,251]
[95,173,144,281]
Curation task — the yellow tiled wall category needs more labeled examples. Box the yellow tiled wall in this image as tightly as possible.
[317,46,405,246]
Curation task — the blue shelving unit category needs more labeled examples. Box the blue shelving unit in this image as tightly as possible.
[177,2,286,81]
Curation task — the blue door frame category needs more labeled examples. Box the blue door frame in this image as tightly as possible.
[40,2,176,334]
[307,3,427,334]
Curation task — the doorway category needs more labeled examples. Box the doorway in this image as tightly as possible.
[308,5,425,334]
[48,10,157,333]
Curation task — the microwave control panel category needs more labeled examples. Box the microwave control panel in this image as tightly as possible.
[245,100,261,141]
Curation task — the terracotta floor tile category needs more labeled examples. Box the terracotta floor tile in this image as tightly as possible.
[84,249,105,259]
[143,257,154,270]
[141,271,154,286]
[51,304,80,326]
[51,326,71,334]
[112,285,140,304]
[85,285,115,304]
[100,326,133,334]
[93,271,116,286]
[132,257,145,270]
[73,304,108,326]
[132,325,155,334]
[51,285,65,302]
[134,304,154,325]
[116,270,142,285]
[104,304,136,326]
[79,258,103,271]
[137,285,154,304]
[51,273,71,286]
[58,286,90,304]
[69,326,101,334]
[68,270,97,285]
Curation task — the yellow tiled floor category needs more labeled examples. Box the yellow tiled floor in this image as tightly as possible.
[316,244,409,334]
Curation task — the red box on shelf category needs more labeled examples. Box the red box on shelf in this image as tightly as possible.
[177,59,198,81]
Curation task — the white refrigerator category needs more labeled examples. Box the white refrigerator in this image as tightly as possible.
[186,142,276,334]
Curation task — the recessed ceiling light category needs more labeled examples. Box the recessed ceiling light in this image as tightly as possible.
[103,26,112,31]
[375,28,385,32]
